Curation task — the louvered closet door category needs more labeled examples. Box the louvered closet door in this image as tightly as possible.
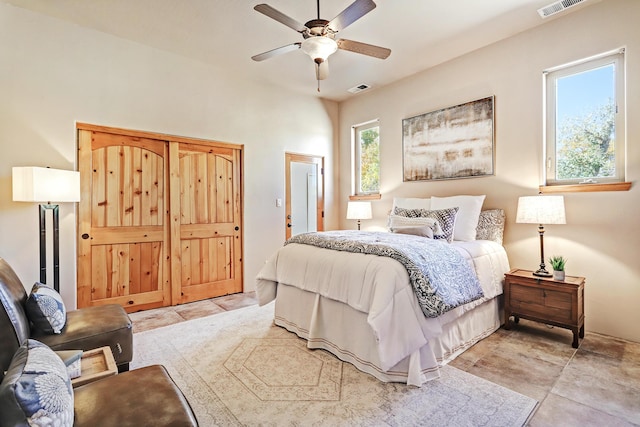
[169,142,243,304]
[77,129,170,311]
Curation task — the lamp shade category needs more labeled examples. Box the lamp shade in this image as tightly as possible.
[346,201,372,220]
[12,167,81,203]
[516,195,566,225]
[301,36,338,63]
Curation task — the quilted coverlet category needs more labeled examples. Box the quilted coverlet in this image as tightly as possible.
[286,230,484,318]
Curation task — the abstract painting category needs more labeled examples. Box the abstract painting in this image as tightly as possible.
[402,96,494,181]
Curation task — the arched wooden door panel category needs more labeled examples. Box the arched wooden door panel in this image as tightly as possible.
[77,129,169,311]
[169,142,243,304]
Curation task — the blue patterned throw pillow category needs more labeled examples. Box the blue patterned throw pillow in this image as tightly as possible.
[393,207,459,243]
[25,282,67,334]
[0,339,74,427]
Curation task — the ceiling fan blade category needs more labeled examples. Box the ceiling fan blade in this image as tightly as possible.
[251,43,301,61]
[317,60,329,80]
[337,39,390,59]
[328,0,376,32]
[254,4,307,33]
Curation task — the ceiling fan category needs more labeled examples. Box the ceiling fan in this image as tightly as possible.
[251,0,391,91]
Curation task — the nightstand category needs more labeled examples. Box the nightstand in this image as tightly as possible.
[504,268,585,348]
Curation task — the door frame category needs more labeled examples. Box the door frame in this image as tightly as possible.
[285,152,324,240]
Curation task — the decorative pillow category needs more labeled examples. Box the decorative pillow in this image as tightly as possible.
[475,209,506,245]
[393,207,459,243]
[25,283,67,334]
[391,226,434,238]
[0,339,74,427]
[431,195,486,242]
[388,214,438,229]
[387,198,432,229]
[388,215,442,238]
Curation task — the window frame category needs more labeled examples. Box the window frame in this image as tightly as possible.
[351,120,381,196]
[543,48,626,186]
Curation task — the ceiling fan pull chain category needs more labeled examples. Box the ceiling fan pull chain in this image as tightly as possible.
[316,63,321,92]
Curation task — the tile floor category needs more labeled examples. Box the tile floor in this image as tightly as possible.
[129,293,640,426]
[128,292,259,333]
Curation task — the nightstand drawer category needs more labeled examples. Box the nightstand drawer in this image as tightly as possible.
[509,283,572,321]
[510,284,572,309]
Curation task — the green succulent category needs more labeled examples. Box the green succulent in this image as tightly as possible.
[549,255,567,271]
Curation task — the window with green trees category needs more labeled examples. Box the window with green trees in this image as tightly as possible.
[354,122,380,194]
[544,49,625,185]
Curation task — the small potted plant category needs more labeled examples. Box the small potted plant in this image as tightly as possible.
[549,255,567,281]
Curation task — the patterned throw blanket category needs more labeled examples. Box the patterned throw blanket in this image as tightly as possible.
[286,230,484,318]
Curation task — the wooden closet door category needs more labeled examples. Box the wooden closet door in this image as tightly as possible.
[77,129,170,311]
[169,142,243,304]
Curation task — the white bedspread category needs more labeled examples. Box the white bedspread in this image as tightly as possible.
[256,238,510,380]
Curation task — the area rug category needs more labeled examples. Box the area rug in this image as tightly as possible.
[132,302,537,426]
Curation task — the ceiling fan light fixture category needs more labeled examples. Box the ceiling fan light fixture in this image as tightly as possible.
[252,0,389,92]
[301,36,337,63]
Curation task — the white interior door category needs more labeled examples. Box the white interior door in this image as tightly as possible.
[290,162,317,237]
[285,153,324,240]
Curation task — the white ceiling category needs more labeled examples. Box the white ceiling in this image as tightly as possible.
[3,0,597,102]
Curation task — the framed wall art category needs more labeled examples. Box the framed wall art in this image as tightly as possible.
[402,96,495,181]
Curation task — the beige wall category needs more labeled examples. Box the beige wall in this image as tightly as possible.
[339,0,640,342]
[2,0,638,343]
[0,4,339,307]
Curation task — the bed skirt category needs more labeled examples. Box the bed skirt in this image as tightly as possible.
[274,283,502,386]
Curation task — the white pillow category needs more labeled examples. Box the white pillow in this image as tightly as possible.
[392,197,431,211]
[430,195,485,241]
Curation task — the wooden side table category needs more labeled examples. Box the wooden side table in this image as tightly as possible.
[71,346,118,388]
[504,268,585,348]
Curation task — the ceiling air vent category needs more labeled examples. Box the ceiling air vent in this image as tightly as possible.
[348,84,371,94]
[537,0,588,18]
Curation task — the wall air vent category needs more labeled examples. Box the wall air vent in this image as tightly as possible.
[537,0,589,18]
[348,84,371,94]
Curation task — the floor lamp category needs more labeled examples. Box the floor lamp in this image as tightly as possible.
[515,195,566,277]
[12,167,81,292]
[346,201,372,230]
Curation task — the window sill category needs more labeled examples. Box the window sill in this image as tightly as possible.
[349,194,381,201]
[539,182,632,193]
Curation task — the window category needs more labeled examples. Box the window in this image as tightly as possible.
[352,121,380,195]
[544,49,625,186]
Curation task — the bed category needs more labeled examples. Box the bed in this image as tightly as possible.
[256,195,510,386]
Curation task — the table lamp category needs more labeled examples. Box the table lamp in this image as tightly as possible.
[516,195,566,277]
[346,201,372,230]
